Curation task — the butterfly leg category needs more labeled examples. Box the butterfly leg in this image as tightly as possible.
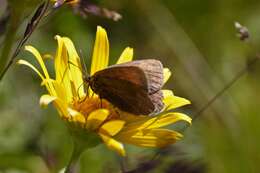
[114,107,122,118]
[99,97,103,108]
[86,84,90,97]
[78,82,90,103]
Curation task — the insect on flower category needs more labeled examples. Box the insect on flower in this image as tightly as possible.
[18,26,191,156]
[83,59,164,115]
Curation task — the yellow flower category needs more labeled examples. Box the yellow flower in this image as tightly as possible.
[18,26,191,156]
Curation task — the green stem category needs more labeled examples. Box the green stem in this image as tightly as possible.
[64,128,101,173]
[65,140,84,173]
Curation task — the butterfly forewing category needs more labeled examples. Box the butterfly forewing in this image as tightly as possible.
[90,66,154,115]
[92,65,148,91]
[112,59,164,94]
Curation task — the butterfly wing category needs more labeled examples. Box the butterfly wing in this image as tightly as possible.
[148,90,164,114]
[92,65,148,91]
[91,66,155,115]
[111,59,164,94]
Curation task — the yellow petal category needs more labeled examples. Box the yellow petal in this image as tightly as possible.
[55,36,85,101]
[116,129,182,148]
[164,95,191,111]
[163,68,171,84]
[55,36,76,99]
[17,60,45,80]
[52,98,69,119]
[99,134,125,156]
[25,46,50,79]
[143,113,192,129]
[17,60,57,96]
[24,46,59,99]
[162,90,174,98]
[116,47,133,64]
[54,35,66,82]
[41,79,68,102]
[90,26,109,75]
[86,109,109,130]
[40,95,57,107]
[121,112,191,133]
[119,112,149,124]
[62,37,84,98]
[99,120,125,136]
[68,108,86,124]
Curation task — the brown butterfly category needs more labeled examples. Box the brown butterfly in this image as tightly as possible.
[84,59,164,115]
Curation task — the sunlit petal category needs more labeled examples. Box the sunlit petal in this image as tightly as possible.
[119,112,149,123]
[163,68,171,84]
[62,37,84,98]
[54,36,76,101]
[164,95,191,111]
[99,134,125,156]
[68,108,86,124]
[17,60,44,80]
[162,89,174,98]
[90,26,109,75]
[143,113,192,129]
[25,46,50,79]
[121,112,191,133]
[100,120,125,136]
[40,94,57,107]
[116,129,182,148]
[41,78,68,102]
[117,47,133,64]
[86,109,109,130]
[54,35,67,82]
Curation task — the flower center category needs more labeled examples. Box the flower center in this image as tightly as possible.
[72,96,120,121]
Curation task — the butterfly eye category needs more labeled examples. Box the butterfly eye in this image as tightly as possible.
[83,76,91,83]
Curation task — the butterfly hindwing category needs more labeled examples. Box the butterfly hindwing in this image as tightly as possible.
[148,90,164,114]
[112,59,164,94]
[91,66,155,115]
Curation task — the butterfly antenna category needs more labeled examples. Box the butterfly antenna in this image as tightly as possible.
[66,60,90,100]
[79,49,90,78]
[61,66,69,83]
[61,60,81,84]
[79,49,93,97]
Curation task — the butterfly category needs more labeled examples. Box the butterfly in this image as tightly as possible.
[84,59,164,115]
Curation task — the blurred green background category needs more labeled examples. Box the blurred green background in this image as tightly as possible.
[1,0,260,172]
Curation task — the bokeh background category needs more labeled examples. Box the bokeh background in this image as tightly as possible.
[0,0,260,172]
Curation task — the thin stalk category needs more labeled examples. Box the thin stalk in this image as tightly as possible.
[64,128,101,173]
[146,55,260,170]
[0,0,50,81]
[193,55,260,120]
[65,141,84,173]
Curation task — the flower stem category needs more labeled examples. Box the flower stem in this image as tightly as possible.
[65,140,84,173]
[64,128,101,173]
